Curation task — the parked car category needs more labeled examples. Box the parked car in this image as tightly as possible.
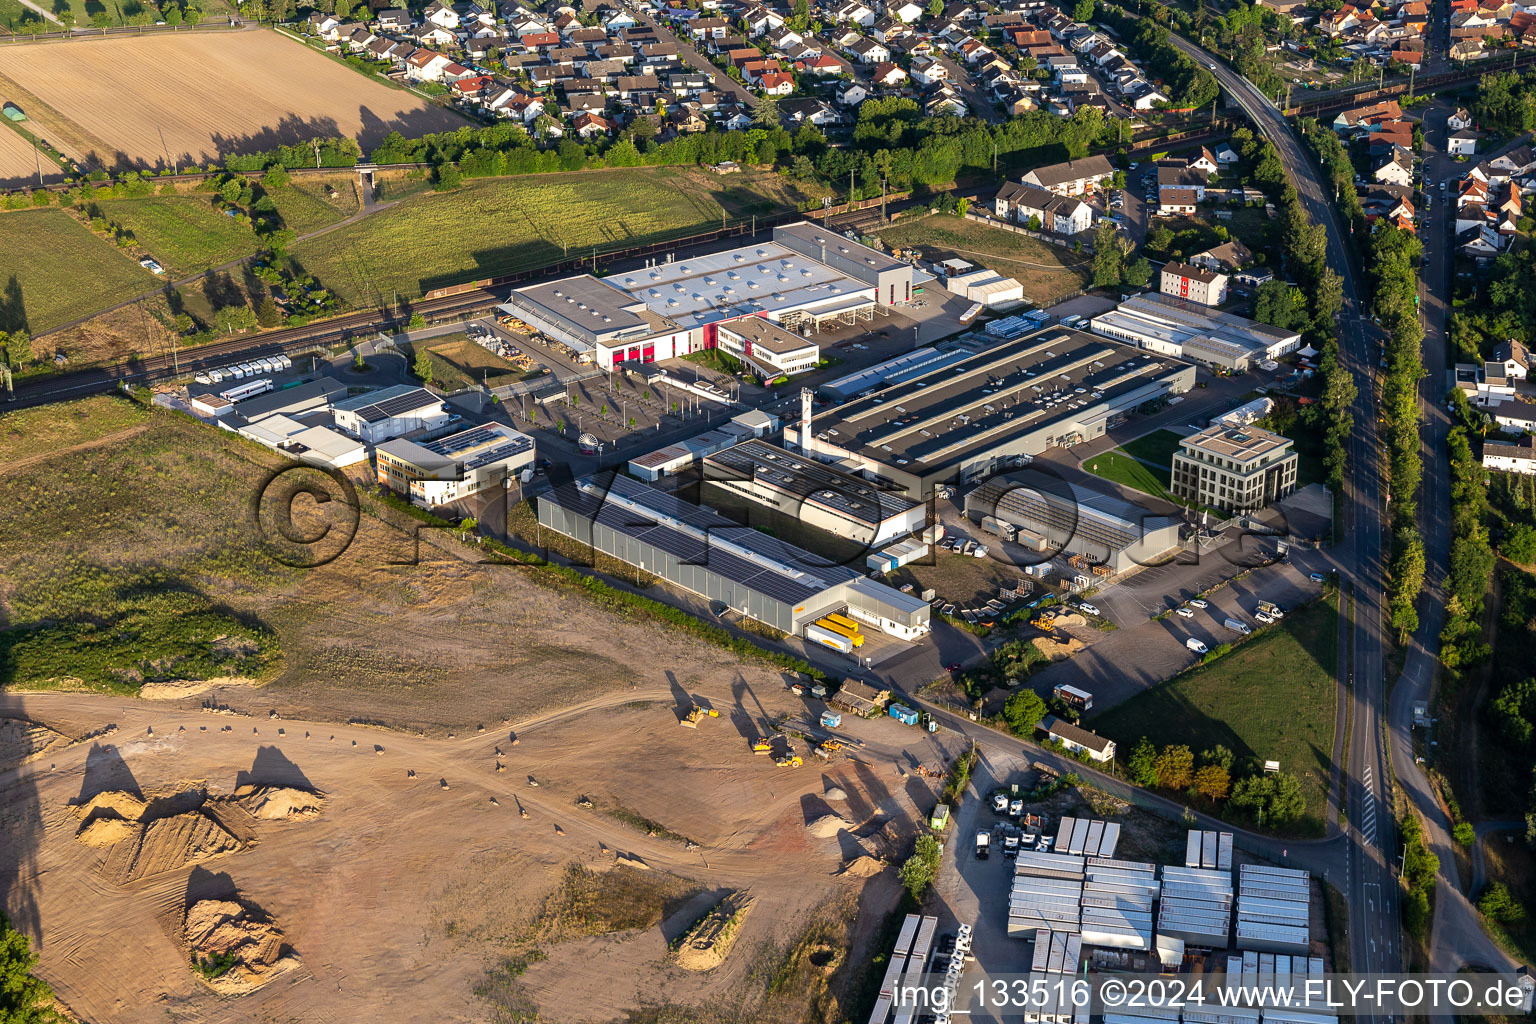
[1255,611,1274,624]
[1176,607,1195,618]
[1076,602,1100,616]
[1189,598,1209,609]
[1309,572,1328,583]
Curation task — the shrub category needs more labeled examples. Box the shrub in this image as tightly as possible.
[1453,822,1476,846]
[899,834,942,901]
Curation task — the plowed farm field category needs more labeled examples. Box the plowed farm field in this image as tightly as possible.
[0,125,49,187]
[0,29,468,173]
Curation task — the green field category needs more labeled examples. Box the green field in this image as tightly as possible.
[96,196,260,276]
[874,212,1092,307]
[98,184,353,278]
[0,208,155,333]
[289,168,809,306]
[1091,595,1339,836]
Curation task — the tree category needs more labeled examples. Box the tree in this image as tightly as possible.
[1127,737,1159,786]
[1191,764,1231,801]
[1073,0,1095,21]
[0,330,29,369]
[1505,523,1536,565]
[433,162,463,191]
[1002,690,1047,735]
[414,348,434,383]
[1388,532,1426,638]
[1229,771,1305,827]
[1153,744,1194,790]
[899,833,942,900]
[1480,882,1527,925]
[1091,220,1124,288]
[1253,280,1309,331]
[1453,822,1476,846]
[407,313,426,330]
[753,93,781,129]
[256,297,281,328]
[926,0,942,14]
[1200,745,1235,772]
[213,304,256,334]
[1122,256,1152,289]
[0,914,58,1024]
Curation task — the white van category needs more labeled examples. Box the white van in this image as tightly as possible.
[1186,637,1208,654]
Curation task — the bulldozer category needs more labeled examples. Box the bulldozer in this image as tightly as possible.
[680,704,719,728]
[1030,613,1056,630]
[751,739,772,754]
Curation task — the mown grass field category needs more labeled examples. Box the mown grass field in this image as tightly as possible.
[289,168,817,306]
[1082,448,1179,503]
[1091,594,1339,836]
[1121,428,1187,468]
[0,393,149,464]
[874,212,1091,307]
[0,208,155,332]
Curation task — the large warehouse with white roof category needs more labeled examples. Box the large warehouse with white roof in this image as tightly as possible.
[499,223,914,370]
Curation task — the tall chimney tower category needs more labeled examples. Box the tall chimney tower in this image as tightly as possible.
[799,387,814,449]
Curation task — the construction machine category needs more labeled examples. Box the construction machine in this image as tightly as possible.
[679,704,719,728]
[814,739,845,759]
[775,745,803,768]
[751,739,772,754]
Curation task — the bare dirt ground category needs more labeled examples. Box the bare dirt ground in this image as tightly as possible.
[0,30,467,172]
[0,689,951,1023]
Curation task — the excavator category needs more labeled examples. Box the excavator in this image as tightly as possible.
[679,703,719,728]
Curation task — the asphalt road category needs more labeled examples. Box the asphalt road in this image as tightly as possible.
[1167,30,1405,996]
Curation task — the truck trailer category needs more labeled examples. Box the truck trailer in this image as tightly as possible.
[805,623,854,654]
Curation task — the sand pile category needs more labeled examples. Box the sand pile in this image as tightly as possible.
[231,785,324,821]
[103,811,243,883]
[76,817,136,847]
[0,718,70,769]
[1031,635,1085,661]
[838,855,887,878]
[72,790,147,822]
[1053,613,1087,628]
[185,898,300,995]
[805,813,852,839]
[673,893,753,972]
[824,786,848,802]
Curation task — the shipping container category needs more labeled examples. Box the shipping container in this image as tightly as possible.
[805,623,854,654]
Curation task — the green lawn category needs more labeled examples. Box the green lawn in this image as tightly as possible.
[1121,428,1188,469]
[875,212,1091,307]
[1083,449,1179,503]
[0,208,155,333]
[290,168,807,307]
[1091,594,1340,836]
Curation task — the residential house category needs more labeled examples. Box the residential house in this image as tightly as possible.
[1019,154,1113,196]
[847,36,890,63]
[910,53,949,85]
[1159,187,1199,216]
[891,0,925,21]
[1158,160,1209,200]
[994,181,1093,234]
[1373,149,1415,186]
[1160,261,1228,306]
[1188,239,1254,273]
[406,50,474,83]
[758,71,795,94]
[571,111,613,138]
[1449,129,1480,157]
[778,96,838,126]
[1480,436,1536,475]
[377,8,412,31]
[833,0,876,26]
[423,0,460,29]
[871,60,907,86]
[836,80,870,106]
[1449,107,1474,130]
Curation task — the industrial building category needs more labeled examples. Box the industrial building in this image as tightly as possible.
[1171,424,1298,515]
[233,415,369,470]
[332,385,452,444]
[375,423,535,506]
[868,914,940,1024]
[1090,293,1301,371]
[536,473,930,638]
[818,344,975,403]
[501,223,913,369]
[219,376,348,426]
[702,437,927,547]
[1235,864,1311,954]
[785,328,1196,498]
[625,412,782,483]
[714,316,820,377]
[964,470,1181,573]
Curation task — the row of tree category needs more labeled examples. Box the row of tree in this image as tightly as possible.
[1125,739,1307,827]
